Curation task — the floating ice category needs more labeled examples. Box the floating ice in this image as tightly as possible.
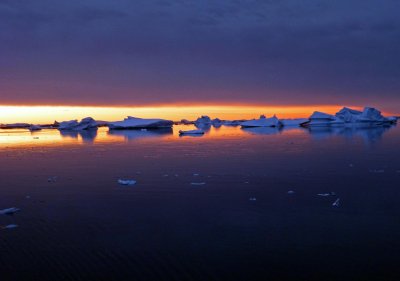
[332,198,340,207]
[48,176,58,182]
[318,193,331,197]
[194,116,212,126]
[287,190,295,194]
[179,129,205,135]
[109,116,173,129]
[29,125,42,131]
[249,197,257,201]
[191,182,206,186]
[241,115,282,128]
[0,207,20,215]
[2,224,18,229]
[118,179,137,185]
[58,117,98,131]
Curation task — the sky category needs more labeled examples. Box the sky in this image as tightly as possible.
[1,0,399,114]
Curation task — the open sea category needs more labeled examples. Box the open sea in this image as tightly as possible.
[0,124,399,280]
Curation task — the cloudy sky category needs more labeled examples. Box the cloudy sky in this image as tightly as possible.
[1,0,399,112]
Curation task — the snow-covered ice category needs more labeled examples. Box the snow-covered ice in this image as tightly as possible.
[241,115,282,127]
[58,117,98,130]
[109,116,173,129]
[280,118,309,127]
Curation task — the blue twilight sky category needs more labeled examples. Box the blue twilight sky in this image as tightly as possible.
[0,0,399,112]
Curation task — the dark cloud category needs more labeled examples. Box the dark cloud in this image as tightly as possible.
[0,0,399,112]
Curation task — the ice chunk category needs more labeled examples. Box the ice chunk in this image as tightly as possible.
[211,118,223,127]
[2,224,18,229]
[332,198,340,207]
[0,207,20,215]
[48,176,58,182]
[180,119,194,125]
[241,115,282,128]
[249,197,257,201]
[191,182,206,186]
[318,193,331,197]
[118,179,137,185]
[109,116,173,129]
[335,107,362,123]
[179,129,205,135]
[287,190,295,194]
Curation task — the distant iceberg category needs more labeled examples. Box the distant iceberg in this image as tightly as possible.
[58,117,98,131]
[29,125,42,131]
[108,116,173,129]
[241,115,282,128]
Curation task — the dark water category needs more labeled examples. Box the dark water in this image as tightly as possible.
[0,125,399,281]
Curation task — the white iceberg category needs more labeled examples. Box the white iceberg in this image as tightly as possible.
[109,116,173,129]
[335,107,363,123]
[0,207,20,215]
[332,198,340,207]
[241,115,282,128]
[58,117,98,131]
[179,129,205,135]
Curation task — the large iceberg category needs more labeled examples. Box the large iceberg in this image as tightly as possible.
[108,116,173,129]
[241,115,282,128]
[304,107,394,127]
[58,117,98,130]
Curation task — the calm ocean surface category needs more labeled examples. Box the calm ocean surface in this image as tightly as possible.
[1,124,399,280]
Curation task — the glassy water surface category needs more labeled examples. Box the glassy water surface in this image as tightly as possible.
[0,125,399,280]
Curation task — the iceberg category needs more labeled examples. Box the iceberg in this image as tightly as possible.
[356,107,390,124]
[0,123,30,129]
[241,115,282,128]
[303,111,344,127]
[29,125,42,131]
[108,116,173,129]
[179,129,205,135]
[211,118,223,127]
[194,116,212,128]
[58,117,98,131]
[180,119,194,125]
[280,118,309,127]
[335,107,362,123]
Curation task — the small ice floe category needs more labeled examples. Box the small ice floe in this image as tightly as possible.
[370,169,385,173]
[140,128,147,131]
[318,193,331,197]
[191,182,206,186]
[48,176,58,183]
[0,207,20,215]
[287,190,295,194]
[25,195,31,199]
[249,197,257,201]
[163,174,169,177]
[332,198,340,207]
[179,129,205,135]
[117,179,137,185]
[2,224,18,229]
[349,164,354,168]
[193,173,199,176]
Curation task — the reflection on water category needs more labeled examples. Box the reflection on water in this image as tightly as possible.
[308,125,393,143]
[241,126,283,135]
[108,128,173,141]
[0,124,396,147]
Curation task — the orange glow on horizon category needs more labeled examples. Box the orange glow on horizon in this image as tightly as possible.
[0,104,395,124]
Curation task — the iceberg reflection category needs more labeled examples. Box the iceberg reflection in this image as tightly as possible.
[107,128,173,141]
